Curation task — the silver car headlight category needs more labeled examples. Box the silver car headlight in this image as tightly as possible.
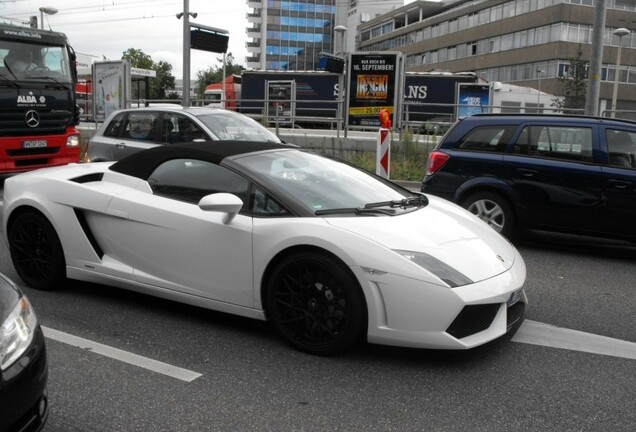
[1,295,38,371]
[394,250,473,288]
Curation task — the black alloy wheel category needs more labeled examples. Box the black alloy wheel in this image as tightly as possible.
[9,211,66,291]
[266,252,366,355]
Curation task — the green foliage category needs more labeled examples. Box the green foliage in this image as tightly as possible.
[122,48,153,69]
[394,128,419,162]
[346,152,375,172]
[343,151,424,181]
[551,44,587,113]
[121,48,176,100]
[389,158,426,181]
[195,53,245,98]
[314,129,428,181]
[153,61,176,99]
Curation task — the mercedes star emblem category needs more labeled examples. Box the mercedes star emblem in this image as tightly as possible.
[25,110,40,128]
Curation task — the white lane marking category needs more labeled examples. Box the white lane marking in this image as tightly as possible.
[512,320,636,361]
[42,320,635,374]
[42,326,202,382]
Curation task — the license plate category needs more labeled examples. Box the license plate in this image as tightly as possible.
[22,140,47,148]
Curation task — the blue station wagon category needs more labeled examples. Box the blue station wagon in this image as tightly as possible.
[421,114,636,241]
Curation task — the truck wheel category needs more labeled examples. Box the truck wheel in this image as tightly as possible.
[461,191,515,238]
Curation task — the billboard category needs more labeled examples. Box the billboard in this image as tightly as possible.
[266,80,295,125]
[403,73,477,122]
[346,53,401,128]
[457,83,491,118]
[93,61,130,121]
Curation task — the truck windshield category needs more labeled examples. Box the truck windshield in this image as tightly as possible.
[0,40,72,83]
[204,93,222,102]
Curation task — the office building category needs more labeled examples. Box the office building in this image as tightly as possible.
[357,0,636,115]
[246,0,402,71]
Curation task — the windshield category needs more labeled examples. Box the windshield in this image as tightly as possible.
[204,92,222,102]
[196,111,282,143]
[0,40,72,83]
[236,150,416,214]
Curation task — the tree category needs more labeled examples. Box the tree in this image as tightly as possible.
[551,45,587,114]
[121,48,153,69]
[195,53,245,98]
[153,60,176,99]
[121,48,176,100]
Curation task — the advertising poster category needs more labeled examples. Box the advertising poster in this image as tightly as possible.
[93,61,129,121]
[457,83,491,118]
[347,53,399,128]
[266,80,295,125]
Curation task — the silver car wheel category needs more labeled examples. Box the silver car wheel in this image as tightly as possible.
[467,198,505,233]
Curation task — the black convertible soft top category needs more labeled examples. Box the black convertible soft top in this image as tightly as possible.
[109,141,293,180]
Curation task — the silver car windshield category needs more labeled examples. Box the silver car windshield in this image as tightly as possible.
[196,111,282,143]
[236,150,411,213]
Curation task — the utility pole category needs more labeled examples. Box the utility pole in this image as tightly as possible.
[177,0,196,107]
[584,0,607,116]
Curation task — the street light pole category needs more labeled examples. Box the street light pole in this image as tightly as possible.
[584,0,607,117]
[610,28,630,118]
[334,25,347,136]
[177,0,197,107]
[334,25,347,56]
[39,6,58,30]
[536,69,544,108]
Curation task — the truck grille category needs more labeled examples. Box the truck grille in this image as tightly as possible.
[0,109,75,136]
[7,147,60,157]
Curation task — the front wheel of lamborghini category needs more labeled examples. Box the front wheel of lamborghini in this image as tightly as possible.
[265,252,366,356]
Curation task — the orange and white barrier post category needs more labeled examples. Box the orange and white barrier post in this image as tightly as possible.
[376,108,391,178]
[376,127,390,178]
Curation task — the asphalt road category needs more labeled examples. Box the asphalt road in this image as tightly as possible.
[0,207,634,431]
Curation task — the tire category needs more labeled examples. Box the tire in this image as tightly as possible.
[461,191,515,238]
[265,252,366,355]
[8,211,66,291]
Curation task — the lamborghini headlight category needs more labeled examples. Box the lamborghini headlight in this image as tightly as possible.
[1,295,38,371]
[394,250,473,288]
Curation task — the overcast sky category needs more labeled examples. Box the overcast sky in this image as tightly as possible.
[0,0,248,79]
[0,0,428,80]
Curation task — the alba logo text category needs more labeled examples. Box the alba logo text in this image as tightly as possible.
[17,95,38,104]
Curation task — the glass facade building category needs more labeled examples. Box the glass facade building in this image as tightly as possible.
[246,0,336,70]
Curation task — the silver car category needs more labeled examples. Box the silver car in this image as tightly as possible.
[86,106,283,161]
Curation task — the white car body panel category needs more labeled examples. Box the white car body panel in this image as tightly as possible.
[324,195,516,283]
[2,160,527,350]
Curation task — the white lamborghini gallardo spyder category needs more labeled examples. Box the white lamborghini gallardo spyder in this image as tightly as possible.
[2,141,527,355]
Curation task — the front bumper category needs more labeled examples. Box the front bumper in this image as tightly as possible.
[0,128,81,173]
[0,326,49,432]
[358,258,527,350]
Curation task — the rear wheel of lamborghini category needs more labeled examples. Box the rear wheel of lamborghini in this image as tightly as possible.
[8,211,66,291]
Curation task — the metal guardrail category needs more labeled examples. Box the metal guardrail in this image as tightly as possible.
[79,97,636,129]
[601,109,636,121]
